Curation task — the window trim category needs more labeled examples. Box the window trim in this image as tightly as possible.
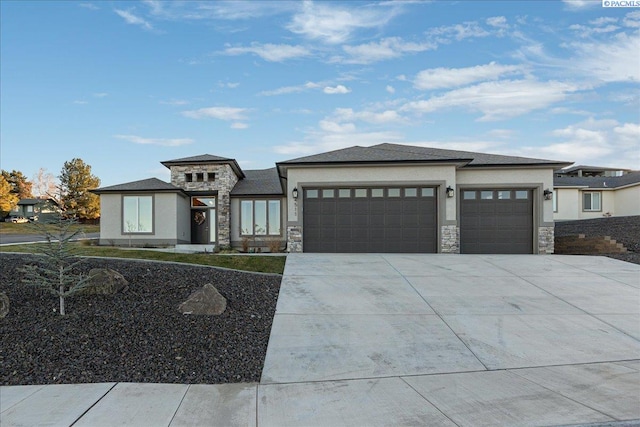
[583,191,602,212]
[239,198,282,237]
[552,190,558,213]
[122,194,154,235]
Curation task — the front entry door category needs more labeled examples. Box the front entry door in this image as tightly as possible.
[191,209,209,244]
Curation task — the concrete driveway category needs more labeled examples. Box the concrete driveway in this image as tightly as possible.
[259,254,640,426]
[1,254,639,426]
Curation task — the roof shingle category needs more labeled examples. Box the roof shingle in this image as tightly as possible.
[93,178,183,193]
[231,168,283,196]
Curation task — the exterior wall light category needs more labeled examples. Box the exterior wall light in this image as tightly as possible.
[292,187,299,199]
[543,189,553,200]
[446,186,455,198]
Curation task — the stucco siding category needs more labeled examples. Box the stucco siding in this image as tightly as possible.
[614,186,640,216]
[286,165,457,222]
[554,188,580,220]
[98,193,188,246]
[457,168,554,223]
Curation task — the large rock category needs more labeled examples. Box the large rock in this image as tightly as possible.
[178,283,227,315]
[85,268,129,295]
[0,292,8,318]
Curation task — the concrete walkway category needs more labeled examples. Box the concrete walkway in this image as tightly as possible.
[2,254,639,426]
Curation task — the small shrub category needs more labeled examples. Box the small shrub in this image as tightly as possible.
[241,237,251,252]
[267,239,281,253]
[19,215,92,316]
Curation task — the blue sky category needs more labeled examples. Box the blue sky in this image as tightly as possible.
[1,0,639,188]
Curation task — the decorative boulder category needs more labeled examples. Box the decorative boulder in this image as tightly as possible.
[85,268,129,295]
[0,292,8,318]
[178,283,227,315]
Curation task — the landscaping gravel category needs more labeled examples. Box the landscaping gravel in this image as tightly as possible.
[0,254,281,386]
[555,215,640,265]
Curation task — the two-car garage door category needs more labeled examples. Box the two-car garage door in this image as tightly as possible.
[303,187,437,253]
[302,186,534,254]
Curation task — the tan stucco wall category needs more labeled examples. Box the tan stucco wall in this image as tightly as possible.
[456,168,554,223]
[553,187,638,220]
[615,186,640,216]
[286,164,457,223]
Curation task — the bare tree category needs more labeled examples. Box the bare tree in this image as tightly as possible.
[32,167,59,199]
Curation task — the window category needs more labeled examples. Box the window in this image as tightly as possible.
[515,191,529,199]
[207,173,215,182]
[388,188,400,197]
[306,189,318,198]
[196,173,204,182]
[421,188,434,197]
[481,191,494,200]
[553,191,558,212]
[185,173,193,182]
[371,189,384,197]
[123,196,153,233]
[338,189,351,198]
[191,197,216,207]
[354,189,367,197]
[497,191,511,200]
[322,189,334,198]
[463,191,476,200]
[240,200,281,236]
[404,188,417,197]
[583,191,601,211]
[26,205,34,213]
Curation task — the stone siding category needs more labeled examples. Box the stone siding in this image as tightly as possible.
[287,226,303,253]
[538,226,555,254]
[170,164,239,247]
[441,225,460,253]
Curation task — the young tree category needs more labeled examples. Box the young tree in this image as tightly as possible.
[0,175,19,215]
[59,158,101,220]
[20,215,92,315]
[32,167,59,199]
[1,169,33,200]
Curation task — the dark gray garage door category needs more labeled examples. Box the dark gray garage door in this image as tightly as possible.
[460,189,533,254]
[303,187,437,253]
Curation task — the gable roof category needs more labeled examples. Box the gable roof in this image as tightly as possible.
[231,168,283,196]
[160,154,245,178]
[554,171,640,189]
[92,178,183,194]
[279,143,571,168]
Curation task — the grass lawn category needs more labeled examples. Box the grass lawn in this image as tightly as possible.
[0,222,100,235]
[0,243,286,274]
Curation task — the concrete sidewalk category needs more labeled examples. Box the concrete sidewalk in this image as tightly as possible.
[2,254,639,426]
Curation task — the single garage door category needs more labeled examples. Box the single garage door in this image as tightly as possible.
[303,187,437,253]
[460,189,533,254]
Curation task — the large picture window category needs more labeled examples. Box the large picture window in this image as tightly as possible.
[240,199,281,236]
[583,191,601,212]
[123,196,153,233]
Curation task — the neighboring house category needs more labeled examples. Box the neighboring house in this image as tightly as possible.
[10,198,60,221]
[553,166,640,220]
[93,144,571,254]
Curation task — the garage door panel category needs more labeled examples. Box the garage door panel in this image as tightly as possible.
[461,189,533,254]
[304,187,437,253]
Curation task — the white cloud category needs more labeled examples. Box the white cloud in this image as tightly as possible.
[569,23,620,37]
[562,0,600,10]
[486,16,508,29]
[386,85,395,94]
[331,107,404,124]
[413,62,524,90]
[114,9,153,31]
[226,82,240,88]
[273,130,402,156]
[487,129,515,140]
[623,10,640,27]
[93,92,108,98]
[260,81,323,96]
[182,106,248,121]
[114,134,193,147]
[160,99,189,106]
[323,85,351,94]
[521,118,640,168]
[339,37,435,64]
[79,3,98,10]
[73,100,88,105]
[569,31,640,82]
[427,21,490,42]
[144,1,295,21]
[222,43,311,62]
[402,79,578,121]
[230,122,249,130]
[319,120,356,133]
[287,1,397,44]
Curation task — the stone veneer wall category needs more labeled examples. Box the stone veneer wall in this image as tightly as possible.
[170,164,239,247]
[441,225,460,254]
[287,225,303,253]
[538,226,555,254]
